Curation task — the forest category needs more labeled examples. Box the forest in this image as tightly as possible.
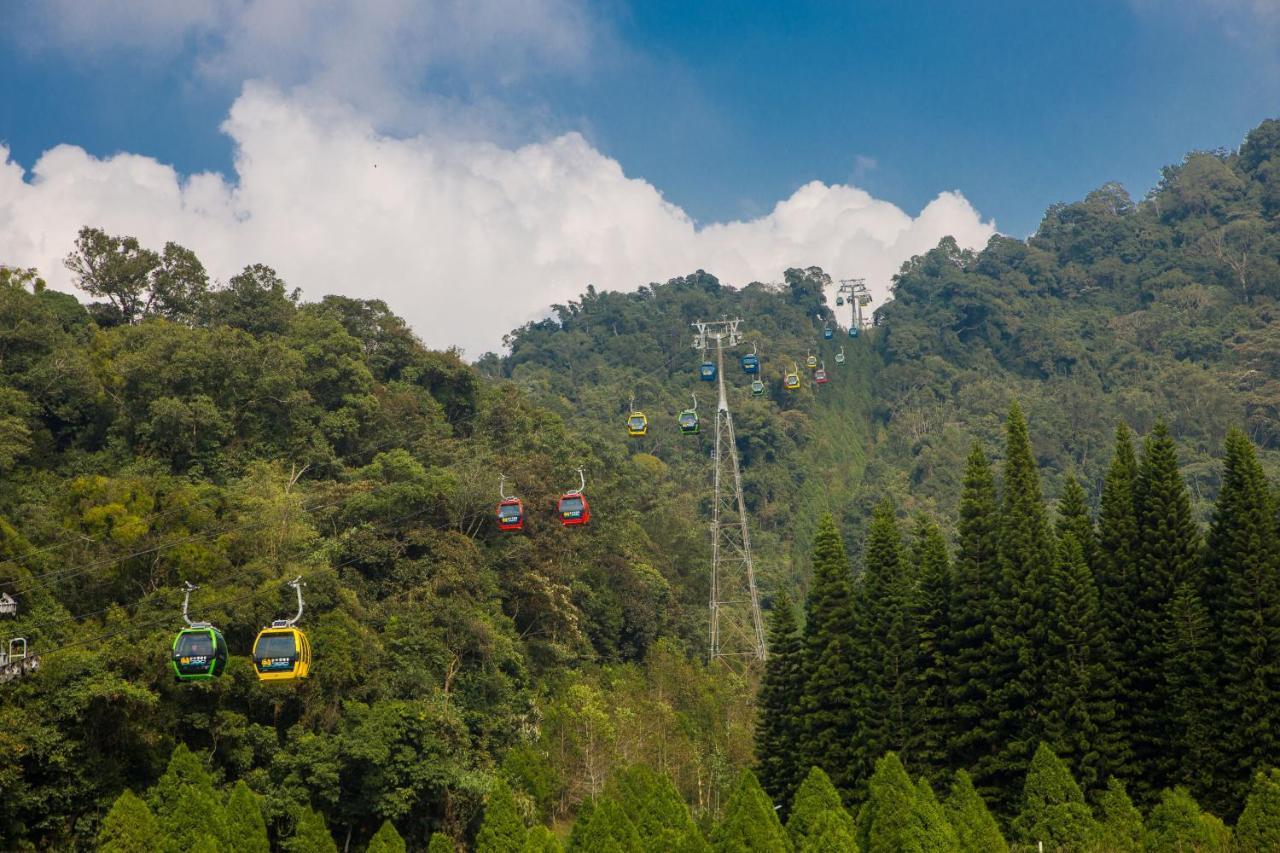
[0,120,1277,850]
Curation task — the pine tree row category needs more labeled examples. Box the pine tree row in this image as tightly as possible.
[757,403,1280,824]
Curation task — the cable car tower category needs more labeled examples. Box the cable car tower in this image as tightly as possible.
[691,319,767,666]
[836,279,873,332]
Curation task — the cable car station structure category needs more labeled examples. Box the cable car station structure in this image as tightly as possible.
[692,319,767,666]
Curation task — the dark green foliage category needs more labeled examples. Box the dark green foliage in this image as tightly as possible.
[567,796,642,853]
[1131,421,1203,798]
[366,819,407,853]
[800,514,861,794]
[710,770,791,853]
[786,767,855,849]
[1204,429,1280,810]
[284,806,339,853]
[1041,534,1117,791]
[944,770,1007,853]
[476,778,528,853]
[1144,787,1230,853]
[1090,777,1143,853]
[1054,473,1096,570]
[1234,768,1280,853]
[856,753,916,853]
[148,744,230,853]
[910,515,952,780]
[948,444,1002,784]
[1013,743,1098,851]
[756,594,807,811]
[97,789,163,853]
[226,780,270,853]
[1160,583,1216,798]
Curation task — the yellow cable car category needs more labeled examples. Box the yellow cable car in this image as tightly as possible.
[805,353,819,370]
[252,577,312,682]
[626,411,648,437]
[784,364,802,390]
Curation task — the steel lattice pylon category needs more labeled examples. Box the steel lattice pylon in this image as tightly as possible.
[693,320,767,666]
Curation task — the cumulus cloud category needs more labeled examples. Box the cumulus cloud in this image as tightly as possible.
[0,86,995,355]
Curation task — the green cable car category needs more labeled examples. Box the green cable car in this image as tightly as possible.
[678,393,700,435]
[171,583,228,682]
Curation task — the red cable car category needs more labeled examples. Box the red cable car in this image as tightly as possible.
[815,362,830,384]
[558,467,590,526]
[496,475,525,532]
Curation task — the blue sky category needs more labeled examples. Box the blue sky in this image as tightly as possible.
[2,1,1275,236]
[0,1,1276,351]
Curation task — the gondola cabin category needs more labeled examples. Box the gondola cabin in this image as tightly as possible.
[835,350,846,364]
[171,626,228,681]
[849,326,859,338]
[496,497,525,532]
[558,492,590,526]
[740,353,760,374]
[784,371,801,390]
[805,354,818,369]
[823,327,834,340]
[678,409,700,435]
[627,411,649,437]
[252,625,311,681]
[836,295,845,306]
[699,361,717,382]
[815,369,829,384]
[751,379,765,396]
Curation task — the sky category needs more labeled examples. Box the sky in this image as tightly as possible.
[0,0,1277,355]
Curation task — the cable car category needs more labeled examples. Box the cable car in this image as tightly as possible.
[805,353,818,370]
[253,578,311,682]
[496,475,524,532]
[835,347,846,365]
[815,362,830,384]
[627,410,649,437]
[741,343,760,374]
[751,379,765,396]
[700,361,717,382]
[836,295,845,306]
[678,394,699,435]
[784,365,801,390]
[823,327,834,340]
[558,468,590,526]
[849,326,859,338]
[170,583,227,682]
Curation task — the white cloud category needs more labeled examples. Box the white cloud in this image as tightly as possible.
[0,86,995,355]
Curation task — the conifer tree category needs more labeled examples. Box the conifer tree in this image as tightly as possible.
[944,770,1007,853]
[709,769,791,853]
[1160,582,1216,800]
[756,594,807,811]
[427,831,454,852]
[148,743,230,853]
[911,778,959,851]
[984,402,1055,812]
[797,809,858,853]
[1041,534,1117,791]
[97,789,163,853]
[910,514,952,780]
[1094,424,1141,781]
[1204,428,1280,811]
[567,796,641,853]
[856,752,916,853]
[948,443,1002,784]
[225,780,271,853]
[1233,768,1280,853]
[1131,421,1202,798]
[1013,743,1099,851]
[1090,778,1142,853]
[1143,787,1230,853]
[476,778,528,853]
[366,819,407,853]
[786,767,855,850]
[522,825,564,853]
[859,500,917,765]
[799,514,861,794]
[608,765,699,853]
[283,806,338,853]
[1055,472,1096,570]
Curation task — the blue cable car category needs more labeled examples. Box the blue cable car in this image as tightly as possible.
[741,353,759,374]
[700,361,717,381]
[823,327,834,340]
[849,326,859,338]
